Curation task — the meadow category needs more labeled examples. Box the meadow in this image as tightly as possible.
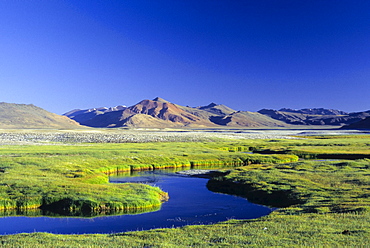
[0,130,297,216]
[0,129,369,247]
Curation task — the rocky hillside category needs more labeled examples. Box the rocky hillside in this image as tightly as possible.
[65,97,289,128]
[0,102,81,129]
[258,108,370,126]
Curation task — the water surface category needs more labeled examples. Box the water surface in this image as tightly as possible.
[0,169,274,235]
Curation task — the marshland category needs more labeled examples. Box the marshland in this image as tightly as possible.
[0,128,369,247]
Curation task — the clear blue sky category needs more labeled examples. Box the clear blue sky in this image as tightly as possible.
[1,0,369,114]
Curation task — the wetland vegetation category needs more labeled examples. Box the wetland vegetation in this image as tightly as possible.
[0,131,297,216]
[0,129,369,247]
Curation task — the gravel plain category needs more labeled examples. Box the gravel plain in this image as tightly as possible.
[0,128,367,145]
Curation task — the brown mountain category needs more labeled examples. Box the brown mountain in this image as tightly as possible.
[0,102,81,129]
[67,98,370,129]
[65,97,290,128]
[196,102,237,115]
[127,99,205,124]
[175,101,287,127]
[77,98,217,128]
[209,111,288,127]
[342,116,370,130]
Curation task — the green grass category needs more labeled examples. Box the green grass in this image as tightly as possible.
[1,133,370,247]
[248,135,370,158]
[0,212,368,247]
[0,141,297,216]
[209,159,370,214]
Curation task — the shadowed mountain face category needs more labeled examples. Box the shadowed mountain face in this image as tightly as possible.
[258,108,370,126]
[0,102,81,129]
[342,116,370,130]
[278,108,348,116]
[63,98,370,129]
[64,106,126,125]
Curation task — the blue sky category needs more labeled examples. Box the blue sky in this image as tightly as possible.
[0,0,369,114]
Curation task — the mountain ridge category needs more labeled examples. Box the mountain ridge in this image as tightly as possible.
[258,108,370,126]
[0,102,82,129]
[64,98,369,129]
[1,99,368,129]
[63,98,290,128]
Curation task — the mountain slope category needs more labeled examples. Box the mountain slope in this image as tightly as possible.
[196,102,237,116]
[65,98,291,128]
[279,108,348,115]
[209,111,288,127]
[177,102,288,127]
[342,116,370,130]
[64,106,126,125]
[122,98,217,127]
[0,102,81,129]
[75,98,219,128]
[258,108,369,126]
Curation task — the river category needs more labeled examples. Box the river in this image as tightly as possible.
[0,168,274,235]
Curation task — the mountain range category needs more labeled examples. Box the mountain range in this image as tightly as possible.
[258,108,370,126]
[0,98,368,129]
[63,97,370,129]
[64,97,290,128]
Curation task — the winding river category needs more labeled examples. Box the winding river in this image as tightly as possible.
[0,168,274,235]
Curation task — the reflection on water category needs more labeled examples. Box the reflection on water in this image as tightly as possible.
[0,168,274,235]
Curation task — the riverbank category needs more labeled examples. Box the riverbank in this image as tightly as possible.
[0,140,297,215]
[1,158,368,247]
[0,130,369,246]
[1,211,368,247]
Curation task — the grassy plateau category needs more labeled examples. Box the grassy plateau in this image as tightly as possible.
[0,129,369,247]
